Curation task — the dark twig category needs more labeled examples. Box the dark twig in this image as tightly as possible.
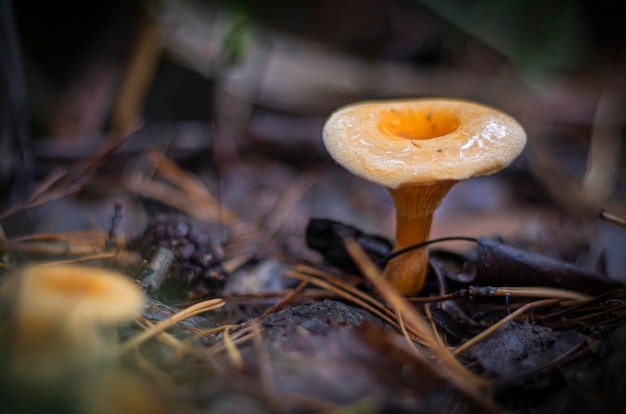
[139,247,175,295]
[379,236,477,266]
[105,203,123,250]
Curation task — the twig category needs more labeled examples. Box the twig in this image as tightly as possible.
[469,286,591,302]
[105,203,123,250]
[138,247,174,295]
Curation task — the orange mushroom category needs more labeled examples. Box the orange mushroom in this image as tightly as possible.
[323,98,526,295]
[0,264,145,380]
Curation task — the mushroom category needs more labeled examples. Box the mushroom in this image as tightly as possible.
[79,368,173,414]
[0,264,145,380]
[323,98,526,295]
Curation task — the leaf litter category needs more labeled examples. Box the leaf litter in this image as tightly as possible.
[6,2,626,411]
[1,138,626,414]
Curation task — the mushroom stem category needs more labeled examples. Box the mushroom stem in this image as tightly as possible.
[323,98,526,296]
[387,181,456,294]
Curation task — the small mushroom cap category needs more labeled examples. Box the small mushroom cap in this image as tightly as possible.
[323,98,526,188]
[1,264,145,325]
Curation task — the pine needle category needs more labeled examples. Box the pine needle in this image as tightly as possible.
[223,327,244,369]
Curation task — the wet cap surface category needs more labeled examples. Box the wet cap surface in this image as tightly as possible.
[323,99,526,188]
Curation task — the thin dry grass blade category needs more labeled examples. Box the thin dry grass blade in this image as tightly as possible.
[1,130,134,221]
[396,310,433,366]
[204,326,255,357]
[196,324,238,338]
[123,172,235,226]
[10,230,109,244]
[119,298,225,354]
[5,242,101,257]
[223,328,244,369]
[0,169,67,220]
[249,321,275,393]
[135,314,187,354]
[52,252,119,265]
[473,286,591,301]
[146,150,237,224]
[423,304,448,349]
[131,347,178,389]
[64,128,135,186]
[534,289,625,321]
[21,169,68,206]
[222,173,317,271]
[544,302,626,329]
[262,173,317,240]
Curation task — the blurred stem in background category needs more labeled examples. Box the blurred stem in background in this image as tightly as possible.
[0,0,32,200]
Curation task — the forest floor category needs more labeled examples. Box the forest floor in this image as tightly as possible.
[2,1,626,413]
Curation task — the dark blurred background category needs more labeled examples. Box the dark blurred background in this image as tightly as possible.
[4,0,625,182]
[2,0,626,277]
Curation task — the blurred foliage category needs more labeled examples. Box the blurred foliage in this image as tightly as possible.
[216,0,251,66]
[418,0,593,88]
[220,14,249,68]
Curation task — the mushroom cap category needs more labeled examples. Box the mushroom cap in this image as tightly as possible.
[323,98,526,188]
[1,264,145,325]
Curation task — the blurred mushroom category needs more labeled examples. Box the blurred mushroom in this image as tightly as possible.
[323,98,526,294]
[0,264,145,380]
[79,368,174,414]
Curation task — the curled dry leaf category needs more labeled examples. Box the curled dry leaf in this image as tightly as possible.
[458,237,622,295]
[305,218,392,275]
[306,218,622,296]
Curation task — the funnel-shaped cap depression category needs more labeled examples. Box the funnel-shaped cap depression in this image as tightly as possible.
[323,99,526,188]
